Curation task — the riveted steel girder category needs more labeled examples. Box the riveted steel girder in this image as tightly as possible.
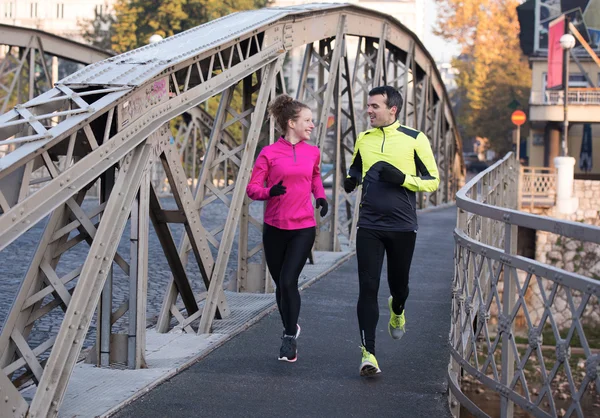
[0,24,111,115]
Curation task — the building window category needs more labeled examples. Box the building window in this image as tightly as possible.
[30,2,38,18]
[532,133,544,146]
[568,74,588,87]
[4,3,13,18]
[542,73,589,92]
[57,3,64,18]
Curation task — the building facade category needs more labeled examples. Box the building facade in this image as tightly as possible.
[518,0,600,178]
[0,0,115,42]
[527,56,600,176]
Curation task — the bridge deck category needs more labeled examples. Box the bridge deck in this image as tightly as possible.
[106,206,456,418]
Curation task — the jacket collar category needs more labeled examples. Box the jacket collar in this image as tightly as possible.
[377,120,400,132]
[277,136,304,146]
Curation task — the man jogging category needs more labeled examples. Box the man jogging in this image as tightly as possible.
[344,86,439,376]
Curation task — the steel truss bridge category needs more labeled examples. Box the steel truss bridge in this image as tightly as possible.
[0,4,463,417]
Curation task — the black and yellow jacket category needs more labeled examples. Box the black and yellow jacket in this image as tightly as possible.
[348,121,439,231]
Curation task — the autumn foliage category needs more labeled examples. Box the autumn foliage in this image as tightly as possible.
[435,0,532,155]
[109,0,270,53]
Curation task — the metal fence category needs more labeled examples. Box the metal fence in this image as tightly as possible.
[449,152,600,418]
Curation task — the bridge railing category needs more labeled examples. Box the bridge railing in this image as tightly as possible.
[449,152,600,418]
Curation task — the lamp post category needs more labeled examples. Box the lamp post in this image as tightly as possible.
[149,34,164,44]
[554,27,579,215]
[560,31,576,156]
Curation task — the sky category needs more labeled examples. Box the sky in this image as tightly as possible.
[423,0,462,62]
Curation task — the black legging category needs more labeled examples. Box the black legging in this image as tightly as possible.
[356,227,417,355]
[263,223,316,336]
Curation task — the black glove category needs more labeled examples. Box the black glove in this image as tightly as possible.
[379,165,406,186]
[343,177,357,193]
[269,180,286,197]
[316,198,328,217]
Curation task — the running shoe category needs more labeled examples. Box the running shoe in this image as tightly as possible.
[388,296,406,340]
[359,346,381,376]
[278,336,297,362]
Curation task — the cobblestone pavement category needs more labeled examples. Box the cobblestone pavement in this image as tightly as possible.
[0,197,263,351]
[0,191,350,354]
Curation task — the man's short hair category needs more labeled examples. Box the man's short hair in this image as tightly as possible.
[368,86,403,119]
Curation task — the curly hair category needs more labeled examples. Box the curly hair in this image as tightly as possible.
[268,95,310,133]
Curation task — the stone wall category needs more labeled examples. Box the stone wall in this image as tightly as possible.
[527,180,600,329]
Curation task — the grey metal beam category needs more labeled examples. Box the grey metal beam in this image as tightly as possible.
[198,56,285,334]
[98,166,115,367]
[29,140,154,418]
[160,143,222,303]
[0,24,111,63]
[128,172,150,369]
[156,87,237,333]
[149,184,199,319]
[0,190,86,371]
[373,23,387,86]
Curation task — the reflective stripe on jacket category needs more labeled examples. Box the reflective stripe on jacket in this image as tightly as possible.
[247,137,326,230]
[348,121,440,231]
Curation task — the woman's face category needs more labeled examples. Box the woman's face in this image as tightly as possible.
[289,108,315,141]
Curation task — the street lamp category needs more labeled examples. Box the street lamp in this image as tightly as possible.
[560,32,576,156]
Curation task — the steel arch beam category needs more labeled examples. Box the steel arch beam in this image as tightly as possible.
[0,4,464,417]
[0,24,112,114]
[0,24,111,63]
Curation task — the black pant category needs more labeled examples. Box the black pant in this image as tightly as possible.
[263,223,315,336]
[356,227,417,355]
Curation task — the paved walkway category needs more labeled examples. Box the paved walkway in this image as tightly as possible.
[111,206,457,418]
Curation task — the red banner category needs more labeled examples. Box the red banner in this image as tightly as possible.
[547,16,565,90]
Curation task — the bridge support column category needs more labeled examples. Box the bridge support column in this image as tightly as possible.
[554,156,578,214]
[98,167,115,367]
[128,174,150,369]
[544,122,561,168]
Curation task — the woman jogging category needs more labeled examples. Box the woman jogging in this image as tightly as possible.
[246,95,328,363]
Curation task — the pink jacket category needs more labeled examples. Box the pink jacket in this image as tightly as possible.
[246,137,326,230]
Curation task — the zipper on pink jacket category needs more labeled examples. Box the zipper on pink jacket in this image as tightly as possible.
[293,144,296,162]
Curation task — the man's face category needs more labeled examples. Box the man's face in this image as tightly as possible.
[367,94,397,128]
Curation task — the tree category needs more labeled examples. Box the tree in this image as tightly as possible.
[111,0,141,53]
[79,2,117,52]
[110,0,271,53]
[435,0,531,156]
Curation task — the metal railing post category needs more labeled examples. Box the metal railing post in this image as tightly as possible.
[500,157,518,418]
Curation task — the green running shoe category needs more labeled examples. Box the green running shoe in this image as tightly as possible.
[359,346,381,376]
[388,296,406,340]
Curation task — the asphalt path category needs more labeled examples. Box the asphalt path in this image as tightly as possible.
[113,206,457,418]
